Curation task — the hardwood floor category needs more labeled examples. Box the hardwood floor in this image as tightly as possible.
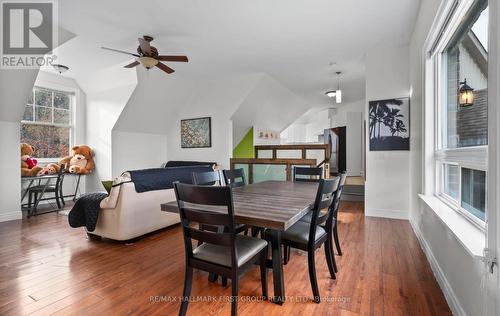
[0,202,451,315]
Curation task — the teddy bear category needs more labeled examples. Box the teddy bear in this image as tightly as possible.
[21,143,43,177]
[37,163,61,176]
[59,145,95,175]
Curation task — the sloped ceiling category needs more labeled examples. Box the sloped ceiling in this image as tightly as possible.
[231,74,310,146]
[49,0,420,109]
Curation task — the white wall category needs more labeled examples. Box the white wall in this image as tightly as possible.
[112,131,167,176]
[0,68,38,221]
[346,112,364,177]
[84,78,136,189]
[408,1,485,315]
[0,121,22,221]
[168,75,258,169]
[365,44,410,219]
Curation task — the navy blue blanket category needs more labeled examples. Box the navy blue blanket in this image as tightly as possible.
[128,166,214,193]
[68,192,108,232]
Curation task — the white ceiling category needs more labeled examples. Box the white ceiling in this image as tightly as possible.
[50,0,421,107]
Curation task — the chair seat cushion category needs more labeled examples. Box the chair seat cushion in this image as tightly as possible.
[192,235,267,267]
[298,211,336,225]
[281,221,326,244]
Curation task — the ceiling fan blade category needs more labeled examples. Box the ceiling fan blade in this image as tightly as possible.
[157,55,189,62]
[101,47,140,57]
[138,37,152,56]
[124,61,140,68]
[156,62,175,74]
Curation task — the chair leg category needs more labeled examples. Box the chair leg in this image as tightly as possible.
[260,249,268,299]
[283,246,289,265]
[60,187,65,206]
[28,191,32,211]
[333,224,342,256]
[179,266,193,316]
[307,250,320,303]
[231,274,239,316]
[55,190,62,210]
[324,239,337,279]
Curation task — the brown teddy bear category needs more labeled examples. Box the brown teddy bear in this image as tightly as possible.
[21,143,43,177]
[59,145,95,175]
[37,163,61,176]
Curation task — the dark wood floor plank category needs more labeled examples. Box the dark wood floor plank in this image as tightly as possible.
[0,201,451,315]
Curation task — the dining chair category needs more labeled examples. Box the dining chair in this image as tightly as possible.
[27,165,66,212]
[268,178,339,303]
[296,172,347,273]
[331,172,347,256]
[192,170,249,243]
[173,182,268,316]
[293,166,323,182]
[223,168,246,188]
[192,170,225,186]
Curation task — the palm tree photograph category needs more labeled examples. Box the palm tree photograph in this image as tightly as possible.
[369,97,410,150]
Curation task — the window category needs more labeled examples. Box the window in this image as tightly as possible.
[21,87,74,159]
[430,0,488,228]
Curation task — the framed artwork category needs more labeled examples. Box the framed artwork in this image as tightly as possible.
[368,97,410,151]
[180,117,212,148]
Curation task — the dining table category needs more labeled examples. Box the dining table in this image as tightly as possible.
[160,180,319,305]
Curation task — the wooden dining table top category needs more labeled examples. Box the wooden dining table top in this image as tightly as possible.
[161,180,319,231]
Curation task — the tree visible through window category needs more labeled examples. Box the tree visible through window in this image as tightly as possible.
[21,88,73,158]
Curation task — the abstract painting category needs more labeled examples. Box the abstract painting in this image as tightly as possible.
[181,117,212,148]
[369,97,410,151]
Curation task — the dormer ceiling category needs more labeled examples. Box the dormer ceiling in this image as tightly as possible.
[52,0,421,107]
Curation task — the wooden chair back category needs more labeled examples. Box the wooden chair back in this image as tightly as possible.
[293,167,323,182]
[173,182,238,266]
[192,170,224,186]
[308,178,339,246]
[332,172,347,218]
[223,168,246,188]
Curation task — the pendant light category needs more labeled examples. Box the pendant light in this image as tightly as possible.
[335,71,342,104]
[325,71,342,103]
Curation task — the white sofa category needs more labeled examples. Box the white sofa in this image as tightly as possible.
[88,180,180,241]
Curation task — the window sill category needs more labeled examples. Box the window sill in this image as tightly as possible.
[37,158,63,164]
[418,194,485,259]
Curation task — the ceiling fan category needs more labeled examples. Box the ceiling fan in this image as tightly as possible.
[101,35,188,74]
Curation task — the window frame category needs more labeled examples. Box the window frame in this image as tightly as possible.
[427,0,489,230]
[21,86,76,161]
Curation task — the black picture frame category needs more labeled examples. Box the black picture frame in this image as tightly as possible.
[368,97,410,151]
[180,117,212,148]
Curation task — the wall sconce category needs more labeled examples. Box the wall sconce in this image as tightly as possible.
[458,79,474,107]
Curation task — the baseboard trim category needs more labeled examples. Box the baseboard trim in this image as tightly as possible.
[0,211,22,223]
[365,208,408,220]
[410,219,466,316]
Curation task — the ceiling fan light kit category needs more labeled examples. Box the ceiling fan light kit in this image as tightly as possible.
[101,35,188,75]
[138,56,159,69]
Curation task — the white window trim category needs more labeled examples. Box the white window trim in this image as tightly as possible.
[21,83,78,162]
[422,0,489,256]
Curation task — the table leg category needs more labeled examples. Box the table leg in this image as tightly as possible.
[269,229,285,305]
